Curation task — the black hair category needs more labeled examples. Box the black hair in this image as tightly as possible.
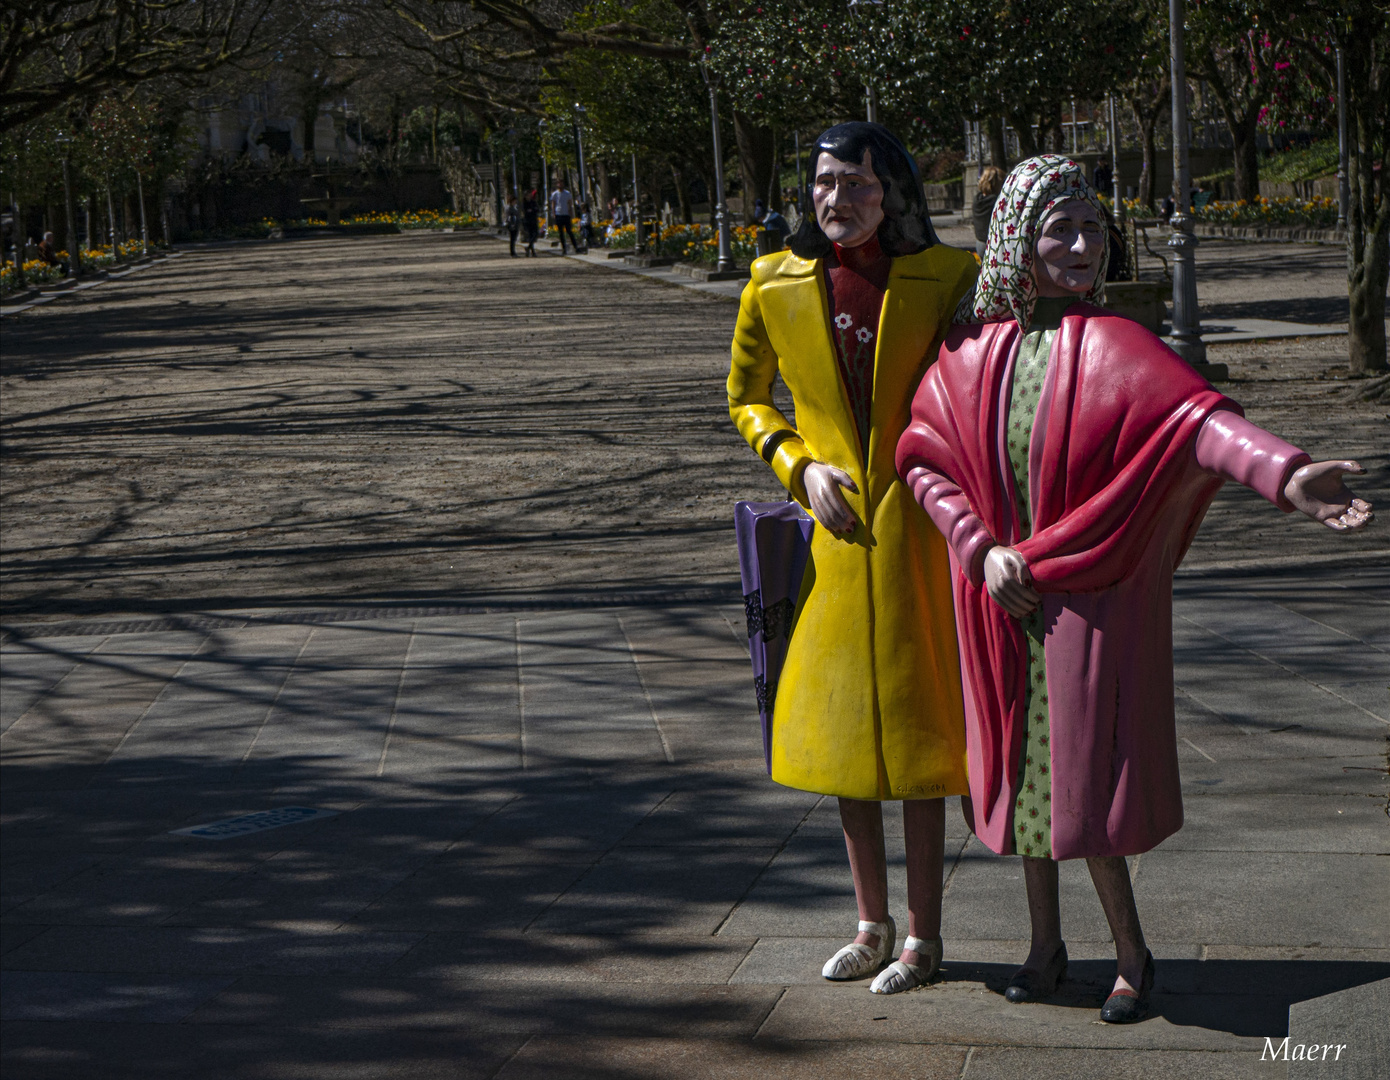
[788,121,938,259]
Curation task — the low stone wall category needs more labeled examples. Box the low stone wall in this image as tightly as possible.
[924,181,963,212]
[1192,223,1346,245]
[1258,177,1339,200]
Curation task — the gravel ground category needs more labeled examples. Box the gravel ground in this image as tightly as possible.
[1,232,1384,621]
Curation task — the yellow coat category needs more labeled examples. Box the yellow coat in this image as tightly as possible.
[727,244,977,800]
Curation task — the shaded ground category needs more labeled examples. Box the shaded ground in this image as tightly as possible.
[1,233,1387,1079]
[1,233,1384,621]
[2,579,1386,1079]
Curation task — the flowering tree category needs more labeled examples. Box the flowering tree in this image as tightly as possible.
[1187,1,1292,204]
[710,0,1145,161]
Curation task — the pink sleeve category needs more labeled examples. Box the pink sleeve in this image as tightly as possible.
[1194,409,1312,512]
[905,465,995,587]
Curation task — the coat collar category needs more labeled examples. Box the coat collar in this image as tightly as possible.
[768,245,953,482]
[776,244,948,282]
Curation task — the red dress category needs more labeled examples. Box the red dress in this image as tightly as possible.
[896,307,1309,858]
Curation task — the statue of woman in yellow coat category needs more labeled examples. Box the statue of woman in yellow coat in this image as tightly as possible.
[727,122,978,994]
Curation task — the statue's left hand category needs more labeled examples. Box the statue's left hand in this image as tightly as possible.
[1284,460,1374,531]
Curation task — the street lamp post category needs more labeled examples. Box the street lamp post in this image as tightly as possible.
[1107,95,1124,227]
[538,119,553,230]
[491,146,504,227]
[135,171,150,258]
[56,135,81,279]
[8,174,25,289]
[699,57,735,272]
[1335,47,1349,230]
[631,153,645,254]
[1166,0,1207,368]
[508,127,519,200]
[572,104,589,210]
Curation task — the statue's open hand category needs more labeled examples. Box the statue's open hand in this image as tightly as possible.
[1284,460,1373,531]
[803,462,859,534]
[984,545,1040,619]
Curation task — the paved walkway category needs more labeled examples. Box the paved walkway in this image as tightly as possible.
[2,569,1387,1078]
[530,220,1367,342]
[2,230,1387,1078]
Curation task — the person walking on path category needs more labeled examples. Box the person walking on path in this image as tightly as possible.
[550,179,578,254]
[897,155,1372,1025]
[522,190,540,257]
[505,195,521,257]
[728,122,978,997]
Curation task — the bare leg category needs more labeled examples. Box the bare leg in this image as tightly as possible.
[1021,856,1064,970]
[900,798,945,964]
[1086,856,1147,994]
[838,797,888,949]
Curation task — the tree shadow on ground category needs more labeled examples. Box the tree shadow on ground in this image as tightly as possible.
[938,958,1390,1038]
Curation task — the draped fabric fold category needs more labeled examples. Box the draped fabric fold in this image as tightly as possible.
[896,305,1238,858]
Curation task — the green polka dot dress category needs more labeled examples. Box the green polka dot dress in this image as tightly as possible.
[1006,297,1070,859]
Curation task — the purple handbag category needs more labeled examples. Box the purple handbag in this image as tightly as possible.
[734,500,815,773]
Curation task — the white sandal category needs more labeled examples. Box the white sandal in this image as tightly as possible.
[869,935,943,994]
[821,918,896,981]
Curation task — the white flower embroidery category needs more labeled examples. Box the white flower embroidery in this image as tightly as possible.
[855,327,874,344]
[834,312,853,330]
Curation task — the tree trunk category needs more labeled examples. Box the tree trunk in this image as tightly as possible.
[671,164,692,224]
[1347,107,1390,374]
[1198,48,1265,206]
[987,115,1008,169]
[1047,102,1065,154]
[1009,111,1040,159]
[1136,116,1157,211]
[1229,109,1260,204]
[733,111,775,225]
[1347,224,1389,374]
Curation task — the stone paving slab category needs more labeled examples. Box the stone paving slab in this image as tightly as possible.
[0,970,236,1023]
[182,976,784,1037]
[0,1021,527,1080]
[495,1036,969,1080]
[2,596,1385,1077]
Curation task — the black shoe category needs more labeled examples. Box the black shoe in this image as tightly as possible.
[1100,950,1154,1024]
[1004,942,1068,1003]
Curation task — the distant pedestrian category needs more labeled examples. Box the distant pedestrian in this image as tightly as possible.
[505,195,521,257]
[972,167,1005,260]
[522,190,540,257]
[1160,194,1175,223]
[549,179,579,254]
[36,231,65,273]
[759,205,791,250]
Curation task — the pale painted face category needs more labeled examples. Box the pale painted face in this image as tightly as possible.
[812,149,885,249]
[1033,199,1104,297]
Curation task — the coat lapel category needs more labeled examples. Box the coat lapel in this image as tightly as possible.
[867,248,951,496]
[761,253,862,473]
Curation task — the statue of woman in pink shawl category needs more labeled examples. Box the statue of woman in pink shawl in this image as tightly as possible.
[895,156,1373,1024]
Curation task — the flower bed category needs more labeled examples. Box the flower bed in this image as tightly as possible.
[1195,195,1338,229]
[341,210,482,230]
[610,222,762,264]
[1,259,65,292]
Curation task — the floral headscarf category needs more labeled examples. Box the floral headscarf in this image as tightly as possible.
[955,155,1108,327]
